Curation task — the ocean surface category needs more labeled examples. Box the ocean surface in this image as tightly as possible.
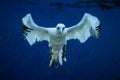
[0,0,120,80]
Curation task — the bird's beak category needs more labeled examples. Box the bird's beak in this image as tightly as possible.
[59,28,63,34]
[58,28,63,34]
[60,28,63,33]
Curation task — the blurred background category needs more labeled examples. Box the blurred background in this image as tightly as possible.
[0,0,120,80]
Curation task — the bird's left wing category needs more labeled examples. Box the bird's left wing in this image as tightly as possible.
[22,14,49,45]
[66,13,101,43]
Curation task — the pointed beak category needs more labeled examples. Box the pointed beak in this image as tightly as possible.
[58,28,63,34]
[60,28,63,33]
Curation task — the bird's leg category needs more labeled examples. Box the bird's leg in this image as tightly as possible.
[62,45,67,61]
[49,47,54,68]
[49,59,54,68]
[49,47,53,60]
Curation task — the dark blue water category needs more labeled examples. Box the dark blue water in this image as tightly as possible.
[0,0,120,80]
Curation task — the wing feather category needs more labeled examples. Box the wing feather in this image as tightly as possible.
[66,13,101,43]
[22,14,49,45]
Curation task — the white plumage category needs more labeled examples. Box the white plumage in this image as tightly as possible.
[22,13,100,68]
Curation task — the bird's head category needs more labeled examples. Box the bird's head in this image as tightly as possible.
[56,23,65,34]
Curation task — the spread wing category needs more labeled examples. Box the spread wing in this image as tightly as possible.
[66,13,101,43]
[22,14,49,45]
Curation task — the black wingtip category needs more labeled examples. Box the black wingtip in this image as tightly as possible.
[96,24,101,39]
[21,23,33,39]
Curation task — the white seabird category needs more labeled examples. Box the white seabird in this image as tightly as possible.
[22,13,101,68]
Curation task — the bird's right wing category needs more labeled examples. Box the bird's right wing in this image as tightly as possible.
[22,14,49,45]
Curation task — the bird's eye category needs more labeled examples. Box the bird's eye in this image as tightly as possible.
[57,27,60,30]
[63,27,65,30]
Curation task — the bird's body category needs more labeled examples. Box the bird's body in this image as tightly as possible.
[21,13,101,68]
[48,28,66,50]
[44,25,67,67]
